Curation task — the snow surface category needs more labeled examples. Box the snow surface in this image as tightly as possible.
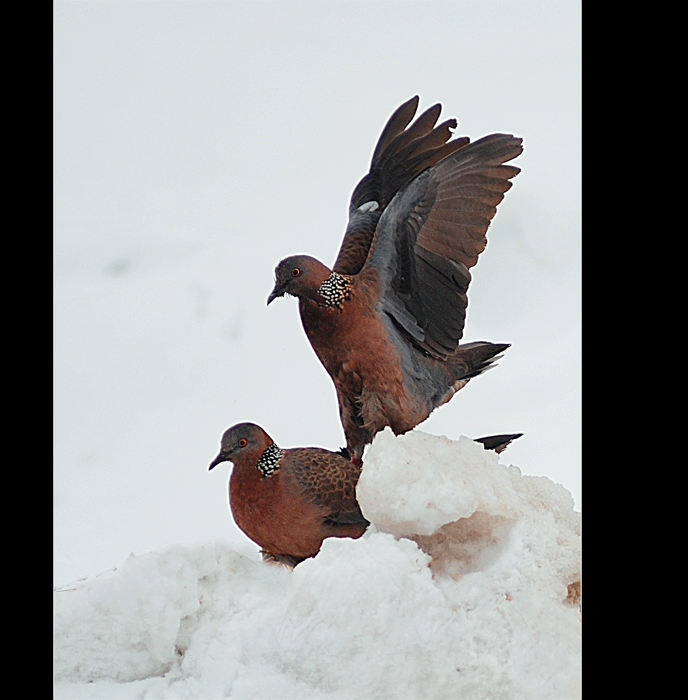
[55,429,581,700]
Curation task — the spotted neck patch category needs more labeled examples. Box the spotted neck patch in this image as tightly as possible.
[257,443,283,478]
[317,271,353,309]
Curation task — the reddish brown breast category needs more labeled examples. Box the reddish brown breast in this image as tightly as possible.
[299,275,402,386]
[298,272,427,441]
[229,458,339,559]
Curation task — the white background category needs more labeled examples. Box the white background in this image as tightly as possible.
[54,0,581,586]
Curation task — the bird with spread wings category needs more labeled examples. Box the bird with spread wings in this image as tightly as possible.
[268,97,523,463]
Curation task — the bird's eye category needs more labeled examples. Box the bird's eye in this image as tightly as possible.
[238,438,248,448]
[291,268,301,277]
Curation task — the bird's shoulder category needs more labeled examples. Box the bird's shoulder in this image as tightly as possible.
[285,448,364,518]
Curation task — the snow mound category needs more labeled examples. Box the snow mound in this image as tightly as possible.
[358,429,581,587]
[54,430,581,699]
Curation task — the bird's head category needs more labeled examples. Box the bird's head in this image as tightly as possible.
[208,422,274,471]
[267,255,332,305]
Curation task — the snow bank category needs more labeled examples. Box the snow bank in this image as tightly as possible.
[358,429,581,587]
[54,430,581,699]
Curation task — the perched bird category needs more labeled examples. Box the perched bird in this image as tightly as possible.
[268,96,523,463]
[209,422,522,567]
[208,422,369,567]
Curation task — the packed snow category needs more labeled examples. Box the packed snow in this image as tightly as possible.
[54,429,581,700]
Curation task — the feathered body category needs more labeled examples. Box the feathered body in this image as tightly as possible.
[268,97,522,462]
[209,422,368,566]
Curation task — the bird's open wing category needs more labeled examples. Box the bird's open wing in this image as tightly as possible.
[332,96,469,276]
[364,133,523,359]
[290,449,369,527]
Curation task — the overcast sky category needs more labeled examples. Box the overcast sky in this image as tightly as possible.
[54,1,581,585]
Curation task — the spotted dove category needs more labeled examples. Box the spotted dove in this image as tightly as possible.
[208,422,522,567]
[268,97,523,463]
[208,422,369,567]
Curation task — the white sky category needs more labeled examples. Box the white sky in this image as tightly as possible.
[54,0,581,585]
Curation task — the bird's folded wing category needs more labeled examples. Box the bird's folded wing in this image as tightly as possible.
[290,450,369,527]
[365,133,523,359]
[333,96,469,276]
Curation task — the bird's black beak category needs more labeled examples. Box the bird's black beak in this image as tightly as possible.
[267,281,285,305]
[208,453,228,471]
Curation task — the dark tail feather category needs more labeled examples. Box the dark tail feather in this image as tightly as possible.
[474,433,523,454]
[455,341,510,380]
[335,446,351,460]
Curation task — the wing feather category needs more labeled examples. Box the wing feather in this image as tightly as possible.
[333,98,469,276]
[367,133,522,358]
[289,449,369,528]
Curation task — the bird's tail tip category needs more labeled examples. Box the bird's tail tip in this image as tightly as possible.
[458,340,511,379]
[474,432,523,454]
